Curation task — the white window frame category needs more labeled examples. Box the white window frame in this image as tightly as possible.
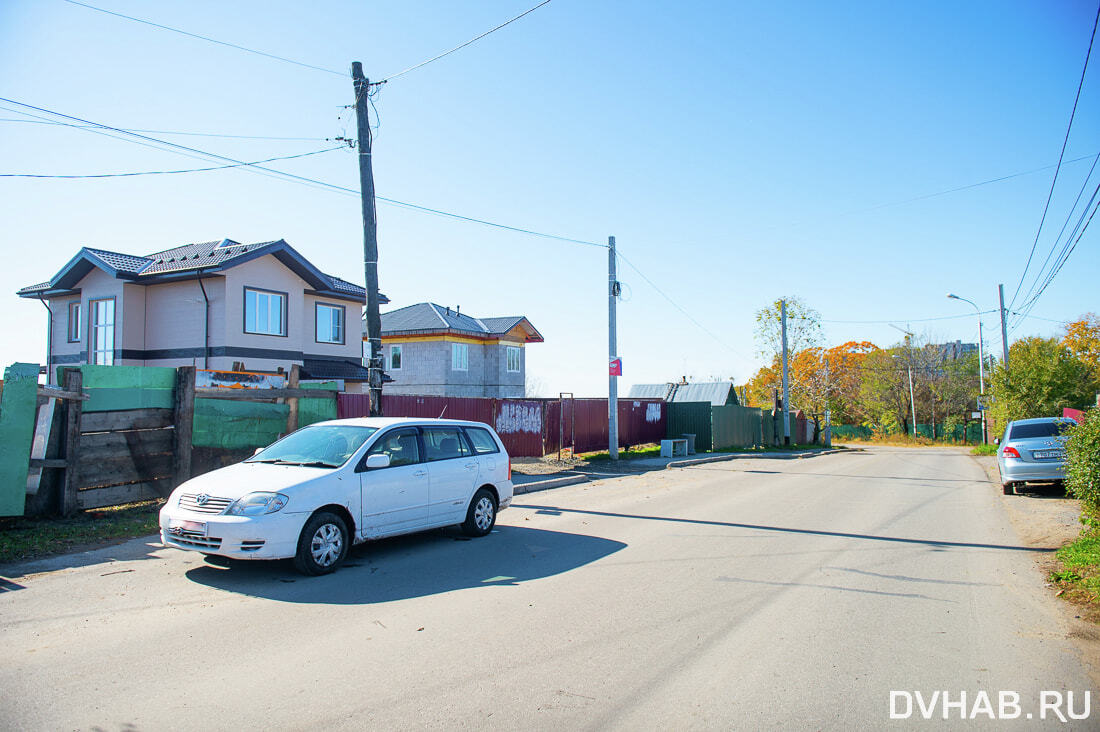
[451,342,468,372]
[315,302,345,344]
[389,344,402,370]
[244,287,287,337]
[506,346,521,373]
[67,301,81,343]
[89,297,115,365]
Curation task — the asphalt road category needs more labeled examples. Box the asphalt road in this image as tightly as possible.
[2,446,1096,730]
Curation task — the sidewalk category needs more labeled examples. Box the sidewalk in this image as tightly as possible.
[511,447,847,495]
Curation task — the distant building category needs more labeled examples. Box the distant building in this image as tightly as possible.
[378,303,543,398]
[627,380,740,406]
[936,340,979,362]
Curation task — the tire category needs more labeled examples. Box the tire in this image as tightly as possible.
[293,511,349,576]
[461,488,498,538]
[1002,482,1015,496]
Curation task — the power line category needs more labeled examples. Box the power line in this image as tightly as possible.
[614,250,753,363]
[0,117,330,141]
[59,0,344,77]
[0,147,343,179]
[0,97,604,249]
[378,0,553,84]
[820,311,998,325]
[1009,0,1099,310]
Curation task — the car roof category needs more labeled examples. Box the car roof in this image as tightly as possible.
[1009,417,1073,425]
[310,416,494,430]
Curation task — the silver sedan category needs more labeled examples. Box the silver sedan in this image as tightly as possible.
[995,417,1075,495]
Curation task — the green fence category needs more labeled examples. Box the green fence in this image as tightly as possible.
[193,381,337,449]
[667,401,712,451]
[833,423,983,443]
[712,405,763,449]
[0,363,40,516]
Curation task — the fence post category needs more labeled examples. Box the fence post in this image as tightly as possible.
[173,366,196,488]
[60,368,83,517]
[286,364,301,434]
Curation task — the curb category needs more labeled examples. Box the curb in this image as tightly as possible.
[512,474,590,495]
[666,448,846,469]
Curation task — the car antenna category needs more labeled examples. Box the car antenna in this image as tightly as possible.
[438,404,447,419]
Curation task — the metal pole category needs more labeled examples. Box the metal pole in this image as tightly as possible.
[998,284,1010,376]
[781,299,790,446]
[608,236,619,460]
[907,364,917,438]
[977,319,986,443]
[352,62,384,417]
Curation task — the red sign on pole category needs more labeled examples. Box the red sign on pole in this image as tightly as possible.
[609,358,622,376]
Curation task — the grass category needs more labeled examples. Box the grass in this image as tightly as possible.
[970,444,998,456]
[0,499,164,565]
[1050,522,1100,615]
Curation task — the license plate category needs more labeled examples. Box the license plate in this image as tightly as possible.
[169,519,206,536]
[1032,450,1063,460]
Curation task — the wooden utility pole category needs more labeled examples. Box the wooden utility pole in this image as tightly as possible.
[352,61,383,416]
[781,299,790,446]
[998,283,1010,379]
[608,236,619,460]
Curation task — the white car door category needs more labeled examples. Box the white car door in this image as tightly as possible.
[422,426,480,526]
[359,428,429,537]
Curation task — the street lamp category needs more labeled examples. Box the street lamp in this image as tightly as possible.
[947,293,986,444]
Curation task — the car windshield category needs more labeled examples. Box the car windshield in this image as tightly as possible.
[247,425,378,468]
[1009,421,1072,440]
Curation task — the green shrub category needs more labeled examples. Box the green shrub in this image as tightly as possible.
[1065,407,1100,514]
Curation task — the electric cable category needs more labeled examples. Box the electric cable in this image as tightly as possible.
[377,0,552,84]
[59,0,344,76]
[0,117,329,141]
[1009,0,1099,310]
[0,147,343,178]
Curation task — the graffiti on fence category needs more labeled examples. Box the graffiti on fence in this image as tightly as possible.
[495,402,542,435]
[645,403,662,423]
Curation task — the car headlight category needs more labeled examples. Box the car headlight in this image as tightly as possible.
[225,492,289,516]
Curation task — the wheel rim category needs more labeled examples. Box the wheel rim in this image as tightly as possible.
[474,496,494,531]
[310,523,343,567]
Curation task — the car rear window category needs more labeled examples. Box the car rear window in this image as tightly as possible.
[1009,421,1071,439]
[464,427,500,455]
[422,427,472,461]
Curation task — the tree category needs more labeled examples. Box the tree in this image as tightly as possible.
[1064,407,1100,517]
[1063,313,1100,376]
[822,341,878,424]
[987,336,1099,426]
[859,347,914,434]
[753,296,823,359]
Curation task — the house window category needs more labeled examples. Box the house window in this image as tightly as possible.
[451,343,468,371]
[390,345,402,370]
[315,303,345,344]
[67,301,81,342]
[506,346,521,372]
[244,288,286,336]
[89,298,115,365]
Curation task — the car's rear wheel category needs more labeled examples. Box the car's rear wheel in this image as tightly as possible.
[461,488,497,537]
[294,511,349,575]
[1002,482,1016,495]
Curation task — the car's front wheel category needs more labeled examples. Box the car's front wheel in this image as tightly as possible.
[461,488,497,537]
[294,511,349,575]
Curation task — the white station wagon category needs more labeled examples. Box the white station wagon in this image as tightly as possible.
[159,417,514,575]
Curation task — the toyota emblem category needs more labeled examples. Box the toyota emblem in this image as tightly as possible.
[196,494,210,506]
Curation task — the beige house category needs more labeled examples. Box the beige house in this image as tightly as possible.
[18,239,386,387]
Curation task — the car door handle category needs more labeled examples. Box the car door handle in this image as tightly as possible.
[464,463,478,470]
[413,470,428,477]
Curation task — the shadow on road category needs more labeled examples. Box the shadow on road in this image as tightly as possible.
[511,504,1056,553]
[184,525,625,604]
[737,469,982,484]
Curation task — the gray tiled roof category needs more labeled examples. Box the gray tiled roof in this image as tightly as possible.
[381,304,533,337]
[18,238,383,303]
[626,382,739,406]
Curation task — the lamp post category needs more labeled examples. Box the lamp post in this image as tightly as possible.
[947,293,986,444]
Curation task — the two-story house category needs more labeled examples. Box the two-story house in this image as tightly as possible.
[378,303,542,398]
[17,238,387,388]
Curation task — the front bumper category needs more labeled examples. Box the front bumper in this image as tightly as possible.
[998,459,1066,484]
[159,507,306,560]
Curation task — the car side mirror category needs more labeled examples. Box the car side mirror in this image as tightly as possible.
[253,447,264,456]
[993,437,1000,445]
[362,454,391,471]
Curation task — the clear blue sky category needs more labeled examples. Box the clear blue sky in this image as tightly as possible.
[1,0,1097,397]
